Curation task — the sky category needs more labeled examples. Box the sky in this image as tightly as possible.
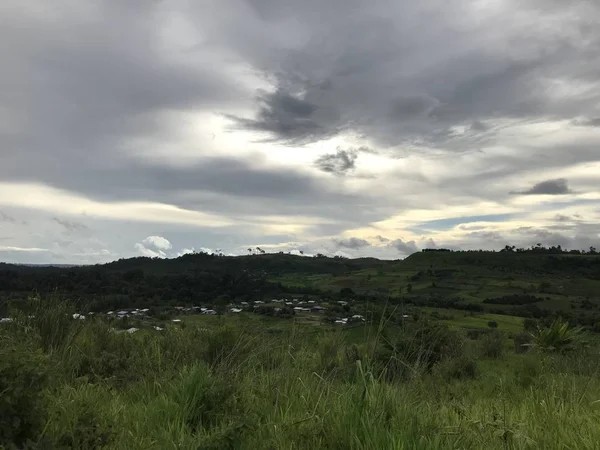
[1,0,599,264]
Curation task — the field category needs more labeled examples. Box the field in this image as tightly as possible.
[3,295,600,449]
[2,250,600,448]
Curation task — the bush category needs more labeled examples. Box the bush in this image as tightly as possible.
[0,338,50,447]
[481,331,504,359]
[376,322,465,381]
[531,319,586,353]
[523,318,538,332]
[437,355,479,380]
[487,321,498,329]
[513,331,532,353]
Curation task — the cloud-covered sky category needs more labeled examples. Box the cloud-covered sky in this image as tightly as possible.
[1,0,599,263]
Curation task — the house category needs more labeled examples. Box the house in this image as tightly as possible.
[230,308,242,313]
[338,301,348,306]
[141,308,150,313]
[107,311,114,315]
[174,306,184,311]
[402,314,410,318]
[285,302,293,306]
[312,306,325,311]
[334,320,346,325]
[154,326,164,331]
[126,327,139,334]
[241,302,249,305]
[203,309,217,315]
[308,300,315,304]
[172,319,182,323]
[72,313,86,320]
[117,310,128,316]
[0,317,13,324]
[352,315,364,320]
[254,300,264,304]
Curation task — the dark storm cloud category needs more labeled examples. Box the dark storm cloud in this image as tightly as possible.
[389,239,418,254]
[229,0,600,146]
[314,149,358,175]
[513,179,573,195]
[333,237,371,249]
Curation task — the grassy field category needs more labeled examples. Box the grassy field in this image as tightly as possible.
[2,296,600,449]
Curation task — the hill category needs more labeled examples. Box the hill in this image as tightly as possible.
[2,250,600,325]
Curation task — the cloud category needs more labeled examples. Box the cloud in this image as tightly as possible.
[0,246,48,252]
[0,211,16,223]
[177,248,196,257]
[135,235,172,258]
[53,217,88,232]
[573,117,600,127]
[2,0,600,263]
[142,236,172,251]
[333,237,371,249]
[513,178,574,195]
[314,148,358,175]
[375,235,390,243]
[388,239,419,254]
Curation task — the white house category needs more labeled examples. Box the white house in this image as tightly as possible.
[126,327,139,334]
[230,308,242,313]
[172,319,182,323]
[0,317,13,323]
[72,313,86,320]
[203,309,217,315]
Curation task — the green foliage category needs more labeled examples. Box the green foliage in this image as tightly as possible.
[481,331,505,359]
[436,355,479,380]
[513,331,532,353]
[487,320,498,328]
[530,318,586,353]
[376,322,465,381]
[0,337,50,447]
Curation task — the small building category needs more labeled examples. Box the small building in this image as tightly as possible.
[0,317,13,324]
[172,319,182,323]
[230,308,242,313]
[203,310,217,315]
[154,326,164,331]
[334,320,346,325]
[72,313,86,320]
[126,327,139,334]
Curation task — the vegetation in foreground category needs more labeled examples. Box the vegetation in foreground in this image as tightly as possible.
[2,297,600,449]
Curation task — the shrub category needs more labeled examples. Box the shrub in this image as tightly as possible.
[487,321,498,329]
[47,386,116,450]
[513,331,532,353]
[523,318,538,332]
[481,331,504,359]
[437,355,479,380]
[0,338,50,447]
[530,318,586,353]
[514,357,540,388]
[376,322,464,381]
[171,363,238,432]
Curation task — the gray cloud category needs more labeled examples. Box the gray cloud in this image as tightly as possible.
[53,218,89,232]
[389,239,419,254]
[333,237,371,249]
[2,0,600,263]
[314,149,358,175]
[573,117,600,127]
[0,211,16,223]
[232,0,600,147]
[513,178,573,195]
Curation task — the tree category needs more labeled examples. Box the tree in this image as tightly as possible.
[488,321,498,328]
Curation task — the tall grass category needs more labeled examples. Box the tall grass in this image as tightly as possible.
[2,298,600,449]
